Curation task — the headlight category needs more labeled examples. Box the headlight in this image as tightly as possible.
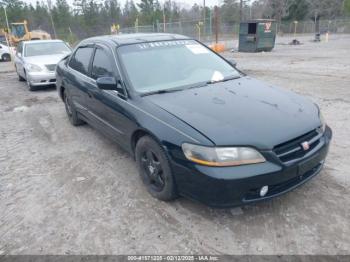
[26,63,42,72]
[182,143,266,167]
[319,109,326,133]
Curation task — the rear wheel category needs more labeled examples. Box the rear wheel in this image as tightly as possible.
[2,54,11,62]
[63,89,84,126]
[135,136,177,201]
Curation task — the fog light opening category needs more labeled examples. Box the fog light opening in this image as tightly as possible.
[260,185,269,197]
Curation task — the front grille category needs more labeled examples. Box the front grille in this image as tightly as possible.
[273,129,322,163]
[45,64,56,71]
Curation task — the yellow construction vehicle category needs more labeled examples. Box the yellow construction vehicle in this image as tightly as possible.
[5,20,51,46]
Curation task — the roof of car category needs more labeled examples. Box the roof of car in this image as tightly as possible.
[82,33,191,46]
[22,39,65,44]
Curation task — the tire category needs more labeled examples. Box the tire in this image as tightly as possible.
[26,77,37,91]
[15,66,25,81]
[135,136,178,201]
[63,89,84,126]
[2,54,11,62]
[18,74,25,81]
[28,85,37,91]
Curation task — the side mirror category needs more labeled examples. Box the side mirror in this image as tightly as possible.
[17,52,22,58]
[96,76,117,90]
[96,76,124,93]
[227,58,237,67]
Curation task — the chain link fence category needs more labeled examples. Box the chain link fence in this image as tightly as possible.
[68,17,350,46]
[117,17,350,41]
[279,18,350,35]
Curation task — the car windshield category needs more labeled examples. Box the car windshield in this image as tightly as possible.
[25,42,70,57]
[118,40,240,94]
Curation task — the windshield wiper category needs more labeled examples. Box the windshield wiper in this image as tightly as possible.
[185,81,209,90]
[142,88,184,96]
[207,75,241,85]
[142,81,209,96]
[142,76,238,96]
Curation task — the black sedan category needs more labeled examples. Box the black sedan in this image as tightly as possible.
[56,33,332,207]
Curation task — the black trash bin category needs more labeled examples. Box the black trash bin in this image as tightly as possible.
[239,19,276,52]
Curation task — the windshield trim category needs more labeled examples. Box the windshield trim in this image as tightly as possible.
[115,39,243,97]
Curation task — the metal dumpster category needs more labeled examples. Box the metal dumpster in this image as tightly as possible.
[238,19,276,52]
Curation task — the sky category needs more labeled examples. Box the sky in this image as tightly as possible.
[23,0,225,9]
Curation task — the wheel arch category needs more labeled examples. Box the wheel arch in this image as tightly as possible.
[131,128,164,158]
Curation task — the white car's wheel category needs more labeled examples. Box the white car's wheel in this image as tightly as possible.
[1,54,11,62]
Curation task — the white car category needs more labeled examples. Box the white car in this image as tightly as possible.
[14,40,71,91]
[0,42,15,62]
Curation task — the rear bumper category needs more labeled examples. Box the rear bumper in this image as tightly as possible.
[27,71,56,86]
[171,126,332,208]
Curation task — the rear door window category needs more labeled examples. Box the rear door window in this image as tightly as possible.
[69,47,94,76]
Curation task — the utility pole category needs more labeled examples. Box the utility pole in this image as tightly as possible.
[203,0,206,36]
[3,6,10,48]
[3,6,14,62]
[214,5,219,44]
[163,3,166,32]
[47,0,57,39]
[209,7,212,36]
[3,6,10,40]
[239,0,243,22]
[249,4,252,19]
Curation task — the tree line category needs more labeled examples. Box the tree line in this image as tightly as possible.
[0,0,349,41]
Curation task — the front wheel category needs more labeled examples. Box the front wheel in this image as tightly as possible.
[135,136,178,201]
[63,89,84,126]
[26,77,37,91]
[15,66,25,81]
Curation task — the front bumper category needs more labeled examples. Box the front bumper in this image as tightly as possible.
[27,71,56,86]
[171,126,332,207]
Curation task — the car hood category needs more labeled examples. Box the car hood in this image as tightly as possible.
[24,53,68,66]
[145,77,321,149]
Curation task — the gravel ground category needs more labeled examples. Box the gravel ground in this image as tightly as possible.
[0,34,349,255]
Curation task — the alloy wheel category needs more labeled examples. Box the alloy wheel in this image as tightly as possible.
[141,149,165,192]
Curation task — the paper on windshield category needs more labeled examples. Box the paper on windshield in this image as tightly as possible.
[211,71,224,82]
[186,44,209,54]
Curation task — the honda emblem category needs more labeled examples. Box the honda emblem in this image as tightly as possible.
[301,141,310,151]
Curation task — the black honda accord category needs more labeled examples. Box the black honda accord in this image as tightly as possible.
[56,33,332,207]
